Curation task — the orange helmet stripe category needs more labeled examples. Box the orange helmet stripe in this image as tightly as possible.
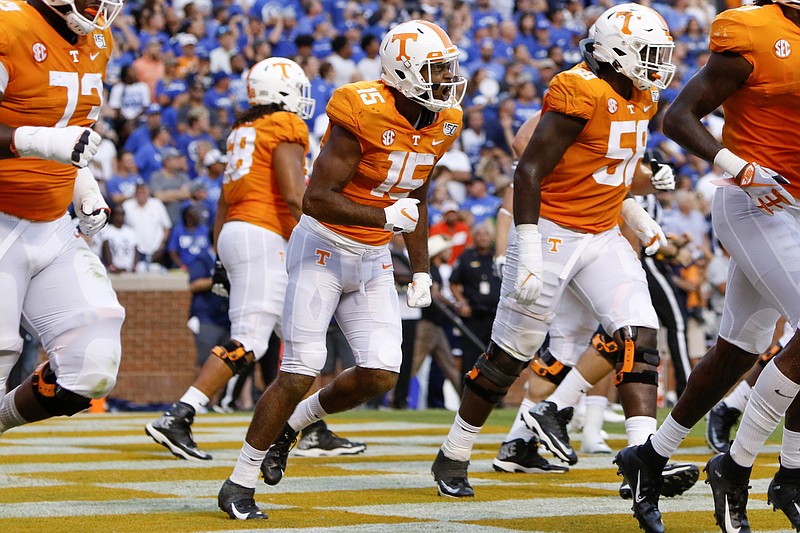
[418,20,453,48]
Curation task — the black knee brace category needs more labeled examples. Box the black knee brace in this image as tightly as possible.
[613,326,660,386]
[464,342,529,404]
[211,339,255,374]
[31,362,92,416]
[591,330,619,366]
[530,346,572,385]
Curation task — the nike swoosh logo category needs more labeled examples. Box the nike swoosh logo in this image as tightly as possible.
[400,208,417,222]
[90,52,100,61]
[725,495,741,533]
[432,139,445,145]
[775,389,794,399]
[230,502,250,520]
[634,470,646,503]
[382,263,392,269]
[643,105,653,112]
[794,501,800,516]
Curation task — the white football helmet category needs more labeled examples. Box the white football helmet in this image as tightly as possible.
[776,0,800,9]
[380,20,467,112]
[590,3,675,91]
[44,0,124,35]
[247,57,315,119]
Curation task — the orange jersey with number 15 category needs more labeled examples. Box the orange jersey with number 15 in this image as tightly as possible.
[539,63,658,234]
[710,3,800,193]
[0,0,112,221]
[222,111,309,240]
[320,80,463,246]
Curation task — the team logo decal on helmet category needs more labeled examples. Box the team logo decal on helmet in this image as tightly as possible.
[590,3,676,91]
[246,57,316,119]
[380,20,467,112]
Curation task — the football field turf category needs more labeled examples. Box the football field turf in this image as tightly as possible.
[0,408,792,532]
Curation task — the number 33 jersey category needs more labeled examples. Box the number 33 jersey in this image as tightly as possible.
[539,62,658,234]
[0,0,112,221]
[320,80,463,246]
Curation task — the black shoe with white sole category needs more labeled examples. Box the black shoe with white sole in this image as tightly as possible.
[218,479,267,520]
[432,450,474,498]
[145,401,211,461]
[705,453,751,533]
[614,446,664,533]
[522,401,578,465]
[492,438,569,474]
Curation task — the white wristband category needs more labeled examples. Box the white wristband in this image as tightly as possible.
[713,148,748,178]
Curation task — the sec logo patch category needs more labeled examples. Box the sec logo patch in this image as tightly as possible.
[32,43,47,63]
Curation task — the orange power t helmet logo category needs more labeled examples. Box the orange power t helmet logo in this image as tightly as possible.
[271,61,293,79]
[392,33,419,61]
[614,11,636,35]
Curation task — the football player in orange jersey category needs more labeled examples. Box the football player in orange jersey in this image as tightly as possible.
[0,0,125,436]
[615,1,800,531]
[432,2,675,510]
[145,57,313,461]
[217,20,467,520]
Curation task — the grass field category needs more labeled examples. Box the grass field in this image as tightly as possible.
[0,407,793,533]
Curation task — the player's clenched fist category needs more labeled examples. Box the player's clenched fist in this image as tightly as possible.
[513,224,544,306]
[13,126,101,168]
[407,272,432,308]
[383,197,420,233]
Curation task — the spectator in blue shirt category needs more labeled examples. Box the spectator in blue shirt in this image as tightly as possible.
[461,177,502,225]
[203,73,235,126]
[106,152,143,207]
[125,104,163,154]
[134,125,172,183]
[168,205,211,270]
[176,108,216,180]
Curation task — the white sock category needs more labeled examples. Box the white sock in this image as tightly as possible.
[441,413,482,462]
[722,381,752,412]
[0,388,27,434]
[504,398,536,442]
[650,413,691,459]
[625,415,657,446]
[582,395,608,443]
[179,386,210,413]
[547,369,592,411]
[229,441,267,489]
[730,360,800,468]
[780,428,800,469]
[287,390,328,432]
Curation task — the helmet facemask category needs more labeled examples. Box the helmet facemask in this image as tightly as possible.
[591,4,676,92]
[45,0,124,35]
[406,55,467,113]
[380,20,468,113]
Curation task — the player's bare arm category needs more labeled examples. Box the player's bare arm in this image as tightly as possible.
[663,51,752,161]
[303,124,386,228]
[402,174,432,274]
[273,142,307,221]
[0,91,13,158]
[513,111,586,226]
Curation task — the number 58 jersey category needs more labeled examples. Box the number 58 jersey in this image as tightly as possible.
[320,80,463,246]
[0,0,112,221]
[539,63,658,234]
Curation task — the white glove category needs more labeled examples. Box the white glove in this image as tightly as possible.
[73,167,109,237]
[649,159,675,191]
[13,126,101,168]
[621,198,667,255]
[715,148,796,215]
[493,254,506,281]
[513,224,543,306]
[406,272,432,308]
[384,198,420,233]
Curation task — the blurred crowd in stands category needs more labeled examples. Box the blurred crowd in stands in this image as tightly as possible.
[80,0,741,408]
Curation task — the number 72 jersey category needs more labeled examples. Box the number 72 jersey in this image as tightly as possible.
[0,0,112,221]
[319,80,463,246]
